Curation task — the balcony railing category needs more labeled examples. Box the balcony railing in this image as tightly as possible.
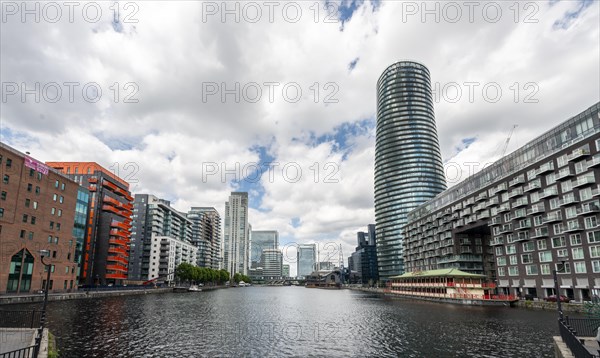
[573,175,596,188]
[509,176,525,187]
[524,181,541,192]
[567,148,591,161]
[556,167,575,181]
[540,188,559,198]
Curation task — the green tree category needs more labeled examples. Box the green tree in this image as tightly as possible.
[175,263,195,283]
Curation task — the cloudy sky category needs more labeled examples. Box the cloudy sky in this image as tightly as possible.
[2,0,599,275]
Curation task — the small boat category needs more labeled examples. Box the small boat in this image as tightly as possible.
[188,285,202,292]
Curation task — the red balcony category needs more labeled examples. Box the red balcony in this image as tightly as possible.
[106,264,128,272]
[108,246,127,255]
[102,205,129,218]
[106,273,127,280]
[110,229,129,238]
[109,238,128,246]
[108,255,129,265]
[89,177,98,183]
[111,220,131,230]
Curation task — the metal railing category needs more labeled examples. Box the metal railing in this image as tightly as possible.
[558,318,599,358]
[0,345,37,358]
[565,316,600,337]
[0,310,41,329]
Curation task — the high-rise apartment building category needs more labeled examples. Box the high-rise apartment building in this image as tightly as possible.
[1,143,83,293]
[223,192,250,277]
[297,243,316,278]
[128,194,195,282]
[250,230,279,268]
[404,102,600,302]
[187,207,221,270]
[375,61,447,279]
[47,162,133,285]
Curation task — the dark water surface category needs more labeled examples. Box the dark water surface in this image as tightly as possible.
[9,287,560,357]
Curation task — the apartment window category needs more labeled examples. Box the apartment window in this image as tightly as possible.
[585,216,598,229]
[47,235,52,243]
[51,208,55,215]
[65,267,69,274]
[557,155,568,168]
[561,181,573,193]
[504,213,511,222]
[565,207,578,219]
[506,245,516,254]
[523,242,534,252]
[37,172,42,180]
[61,183,65,191]
[539,251,553,262]
[29,168,34,177]
[570,234,582,246]
[52,251,56,258]
[530,192,540,203]
[587,231,600,243]
[55,180,59,188]
[0,208,5,218]
[49,221,54,229]
[59,196,64,204]
[0,191,6,200]
[501,193,509,202]
[537,240,547,250]
[575,161,588,174]
[549,198,560,210]
[557,262,571,274]
[521,254,533,264]
[20,230,26,238]
[497,267,506,276]
[546,173,556,185]
[540,264,551,275]
[22,214,28,223]
[495,247,503,255]
[591,245,600,258]
[56,223,61,231]
[574,262,586,274]
[497,257,506,266]
[553,224,564,235]
[580,187,593,201]
[53,194,57,201]
[58,209,62,217]
[526,265,538,275]
[592,261,600,273]
[35,186,40,194]
[533,215,543,226]
[552,236,566,248]
[28,232,33,240]
[509,255,518,265]
[32,201,37,210]
[508,267,519,276]
[527,169,537,180]
[31,216,36,225]
[572,247,584,259]
[5,158,12,168]
[27,184,32,192]
[2,175,9,184]
[54,237,58,244]
[557,249,568,258]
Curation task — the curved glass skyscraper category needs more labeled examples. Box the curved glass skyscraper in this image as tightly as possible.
[375,61,446,279]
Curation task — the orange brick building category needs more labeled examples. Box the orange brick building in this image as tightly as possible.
[47,162,133,285]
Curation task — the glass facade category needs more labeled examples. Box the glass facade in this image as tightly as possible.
[297,244,316,278]
[375,61,447,279]
[73,187,90,284]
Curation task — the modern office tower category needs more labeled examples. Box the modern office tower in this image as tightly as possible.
[223,192,250,277]
[0,143,82,293]
[128,194,195,282]
[375,61,447,279]
[188,207,222,270]
[261,249,283,278]
[282,264,290,277]
[47,162,133,286]
[404,102,600,302]
[350,224,379,284]
[73,187,90,284]
[296,243,316,278]
[250,230,279,268]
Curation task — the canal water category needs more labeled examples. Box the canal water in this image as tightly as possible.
[14,287,560,357]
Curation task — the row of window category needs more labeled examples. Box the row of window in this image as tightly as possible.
[497,246,600,265]
[497,260,600,276]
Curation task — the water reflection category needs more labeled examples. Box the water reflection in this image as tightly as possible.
[8,287,559,357]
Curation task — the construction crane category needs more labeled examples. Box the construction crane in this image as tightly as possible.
[499,124,518,158]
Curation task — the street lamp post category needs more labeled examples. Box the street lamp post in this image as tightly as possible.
[552,260,566,321]
[36,250,52,356]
